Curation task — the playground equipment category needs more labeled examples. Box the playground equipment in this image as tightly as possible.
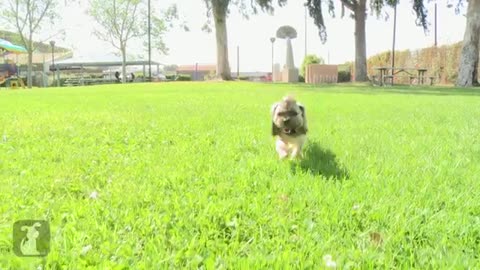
[0,38,27,89]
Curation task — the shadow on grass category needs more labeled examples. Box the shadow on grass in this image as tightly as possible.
[291,142,349,180]
[293,82,480,97]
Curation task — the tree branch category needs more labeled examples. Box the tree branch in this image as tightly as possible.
[35,29,65,44]
[27,0,34,51]
[125,2,140,40]
[12,0,28,47]
[340,0,356,11]
[31,0,53,33]
[111,0,121,37]
[119,0,133,40]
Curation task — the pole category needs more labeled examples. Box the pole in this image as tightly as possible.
[51,45,54,86]
[237,46,239,79]
[434,2,437,47]
[49,40,55,87]
[195,62,198,81]
[56,67,60,87]
[391,3,397,78]
[148,0,152,81]
[270,37,275,82]
[272,42,274,79]
[304,3,307,59]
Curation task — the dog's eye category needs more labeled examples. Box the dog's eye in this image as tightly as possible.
[288,111,298,117]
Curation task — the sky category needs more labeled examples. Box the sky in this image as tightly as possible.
[50,0,468,72]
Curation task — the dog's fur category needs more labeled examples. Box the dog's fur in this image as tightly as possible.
[271,96,308,159]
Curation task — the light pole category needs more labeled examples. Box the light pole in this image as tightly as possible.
[237,46,240,79]
[148,0,152,81]
[270,37,276,82]
[304,2,308,59]
[49,40,55,87]
[434,1,437,47]
[391,3,397,78]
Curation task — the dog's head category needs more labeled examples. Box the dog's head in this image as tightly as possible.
[271,96,307,136]
[21,222,41,240]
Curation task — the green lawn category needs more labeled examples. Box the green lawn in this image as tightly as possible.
[1,82,480,269]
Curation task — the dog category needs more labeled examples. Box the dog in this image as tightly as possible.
[271,95,308,159]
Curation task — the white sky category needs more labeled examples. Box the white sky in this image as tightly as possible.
[52,0,467,72]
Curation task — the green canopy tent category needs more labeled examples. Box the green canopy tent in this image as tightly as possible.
[0,38,27,87]
[0,38,27,55]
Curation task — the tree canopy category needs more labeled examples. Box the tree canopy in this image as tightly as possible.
[304,0,436,44]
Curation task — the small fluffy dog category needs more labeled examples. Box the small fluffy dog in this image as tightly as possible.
[271,96,308,159]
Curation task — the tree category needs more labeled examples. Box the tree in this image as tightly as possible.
[202,0,287,80]
[301,54,325,77]
[88,0,176,83]
[0,0,60,88]
[305,0,399,82]
[455,0,480,87]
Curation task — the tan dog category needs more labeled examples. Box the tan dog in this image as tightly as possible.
[271,96,308,159]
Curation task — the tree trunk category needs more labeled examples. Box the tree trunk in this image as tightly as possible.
[27,36,33,88]
[212,5,232,80]
[456,0,480,87]
[27,50,33,88]
[121,45,127,84]
[354,0,368,82]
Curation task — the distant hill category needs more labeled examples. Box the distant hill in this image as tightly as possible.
[0,30,70,53]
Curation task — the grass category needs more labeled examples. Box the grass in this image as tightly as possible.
[1,81,480,269]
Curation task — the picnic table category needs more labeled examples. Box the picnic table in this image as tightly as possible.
[64,77,118,86]
[372,67,434,86]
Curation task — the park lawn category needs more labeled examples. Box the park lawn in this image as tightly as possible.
[0,81,479,269]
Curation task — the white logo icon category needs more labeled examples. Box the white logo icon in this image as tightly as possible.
[20,222,42,256]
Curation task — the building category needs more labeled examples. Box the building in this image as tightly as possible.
[176,64,216,81]
[233,71,271,82]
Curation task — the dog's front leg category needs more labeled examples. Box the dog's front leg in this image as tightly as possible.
[275,138,289,159]
[291,146,302,159]
[290,136,306,159]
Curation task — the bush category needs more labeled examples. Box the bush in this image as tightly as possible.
[238,76,249,81]
[204,70,216,81]
[175,74,191,81]
[301,54,325,77]
[298,75,305,83]
[166,75,176,80]
[337,71,351,83]
[51,78,68,86]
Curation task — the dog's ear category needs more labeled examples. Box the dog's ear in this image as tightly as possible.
[270,102,279,117]
[272,122,281,136]
[299,104,308,133]
[271,102,280,136]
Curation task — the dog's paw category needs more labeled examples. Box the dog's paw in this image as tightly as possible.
[290,154,302,161]
[278,150,289,160]
[290,148,304,160]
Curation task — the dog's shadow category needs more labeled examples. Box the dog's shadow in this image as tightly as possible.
[291,142,349,180]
